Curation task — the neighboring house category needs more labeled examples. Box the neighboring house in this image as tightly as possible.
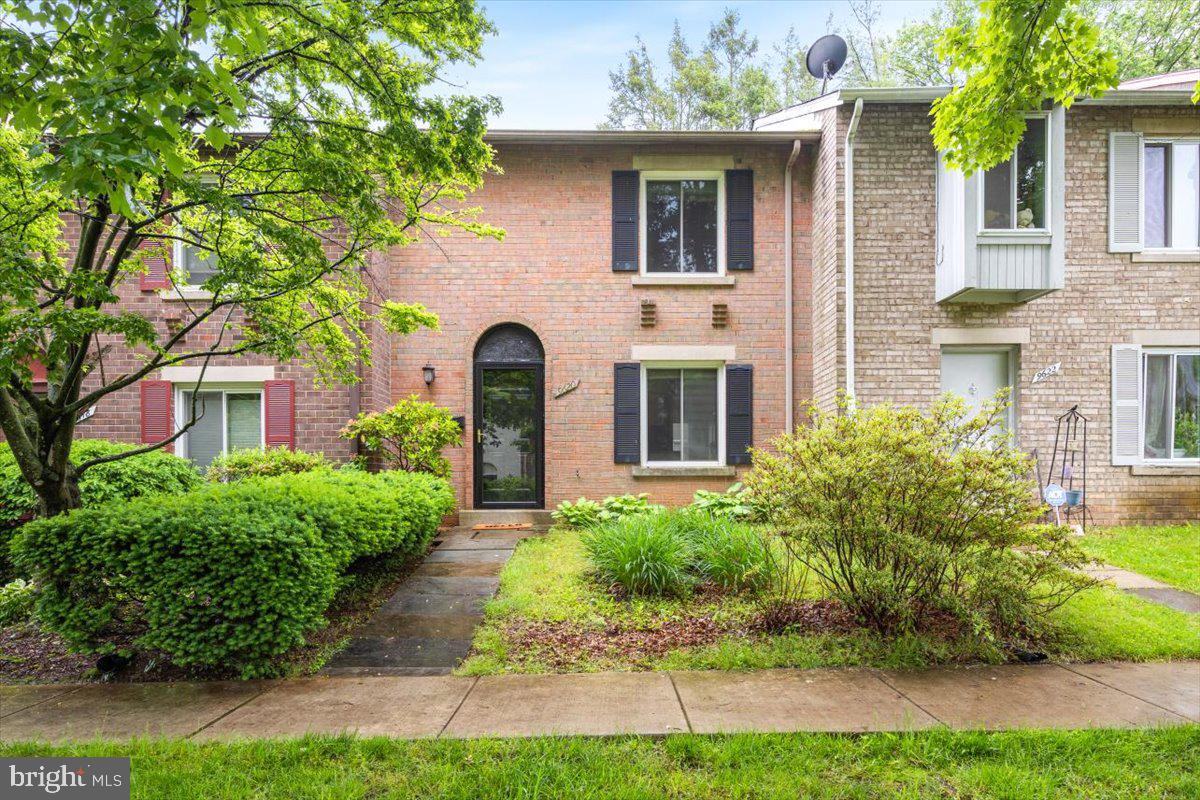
[756,69,1199,523]
[76,71,1197,523]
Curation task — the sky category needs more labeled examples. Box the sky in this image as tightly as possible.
[440,0,938,129]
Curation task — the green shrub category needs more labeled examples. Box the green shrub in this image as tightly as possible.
[745,393,1093,636]
[582,513,694,596]
[340,396,461,478]
[0,439,202,581]
[0,578,35,626]
[206,447,329,482]
[598,493,662,523]
[0,439,202,526]
[690,483,754,521]
[11,470,454,677]
[551,497,603,528]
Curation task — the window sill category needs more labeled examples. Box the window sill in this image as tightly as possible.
[631,465,737,478]
[159,287,214,301]
[1131,250,1200,263]
[1130,464,1200,476]
[976,231,1052,246]
[631,275,736,287]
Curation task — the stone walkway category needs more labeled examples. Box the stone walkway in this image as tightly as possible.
[1,661,1196,743]
[320,526,542,676]
[1082,564,1200,613]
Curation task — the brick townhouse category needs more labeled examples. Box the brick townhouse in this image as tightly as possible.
[80,71,1197,523]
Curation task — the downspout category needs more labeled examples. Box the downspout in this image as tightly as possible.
[783,139,803,432]
[844,98,864,403]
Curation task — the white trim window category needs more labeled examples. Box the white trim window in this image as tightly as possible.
[1142,348,1200,463]
[639,170,726,275]
[640,362,725,467]
[175,384,266,470]
[1144,138,1200,252]
[173,238,218,288]
[980,114,1051,232]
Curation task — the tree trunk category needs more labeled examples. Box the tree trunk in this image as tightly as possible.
[34,465,82,517]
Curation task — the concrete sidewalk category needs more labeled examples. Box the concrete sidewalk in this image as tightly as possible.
[1,661,1196,743]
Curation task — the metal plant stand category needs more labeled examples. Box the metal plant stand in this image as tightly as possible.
[1042,405,1089,531]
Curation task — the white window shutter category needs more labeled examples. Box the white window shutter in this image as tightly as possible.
[1111,344,1142,465]
[1108,132,1143,253]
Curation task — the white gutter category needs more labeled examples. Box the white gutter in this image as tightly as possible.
[844,98,864,403]
[784,139,803,432]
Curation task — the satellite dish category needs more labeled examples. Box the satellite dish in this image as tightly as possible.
[805,34,848,94]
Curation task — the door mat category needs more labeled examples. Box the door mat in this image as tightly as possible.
[472,523,533,531]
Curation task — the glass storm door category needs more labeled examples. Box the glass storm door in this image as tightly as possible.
[474,365,544,508]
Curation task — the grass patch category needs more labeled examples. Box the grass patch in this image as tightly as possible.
[1,729,1196,799]
[458,527,1200,675]
[1081,525,1200,594]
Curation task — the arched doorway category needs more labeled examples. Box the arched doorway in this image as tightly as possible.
[473,324,545,509]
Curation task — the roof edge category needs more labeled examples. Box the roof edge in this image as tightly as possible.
[484,129,819,144]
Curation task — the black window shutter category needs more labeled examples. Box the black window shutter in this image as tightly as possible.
[612,170,639,272]
[613,362,641,463]
[726,169,753,271]
[726,364,753,464]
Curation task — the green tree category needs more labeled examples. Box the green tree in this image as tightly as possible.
[0,0,501,516]
[602,9,780,131]
[932,0,1122,174]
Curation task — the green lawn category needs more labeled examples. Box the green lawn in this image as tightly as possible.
[458,527,1200,675]
[1081,525,1200,594]
[2,729,1197,799]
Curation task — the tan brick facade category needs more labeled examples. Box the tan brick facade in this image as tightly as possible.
[830,102,1200,524]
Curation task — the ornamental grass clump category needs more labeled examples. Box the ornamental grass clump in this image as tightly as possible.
[582,513,695,597]
[744,392,1093,638]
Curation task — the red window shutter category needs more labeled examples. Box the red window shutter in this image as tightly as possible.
[140,380,174,452]
[139,237,171,291]
[263,380,295,449]
[28,359,47,392]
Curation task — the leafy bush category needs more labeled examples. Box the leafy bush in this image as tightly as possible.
[12,470,454,677]
[551,497,603,528]
[583,513,694,597]
[0,578,35,626]
[690,483,754,521]
[0,439,202,526]
[599,493,662,523]
[745,393,1093,636]
[206,446,329,482]
[340,396,461,477]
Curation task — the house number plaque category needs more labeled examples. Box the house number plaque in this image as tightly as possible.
[553,379,580,399]
[1031,362,1061,384]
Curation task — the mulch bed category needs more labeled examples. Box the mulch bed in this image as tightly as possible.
[498,598,862,670]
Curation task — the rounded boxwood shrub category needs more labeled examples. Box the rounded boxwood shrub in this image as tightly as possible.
[205,446,330,482]
[0,439,202,581]
[11,470,454,677]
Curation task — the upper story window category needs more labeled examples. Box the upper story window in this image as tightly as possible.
[1144,139,1200,251]
[981,116,1049,231]
[177,241,218,286]
[1143,349,1199,462]
[640,171,725,274]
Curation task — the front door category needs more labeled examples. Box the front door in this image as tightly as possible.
[940,347,1017,431]
[473,364,544,508]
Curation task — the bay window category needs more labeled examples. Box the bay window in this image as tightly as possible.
[982,116,1049,231]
